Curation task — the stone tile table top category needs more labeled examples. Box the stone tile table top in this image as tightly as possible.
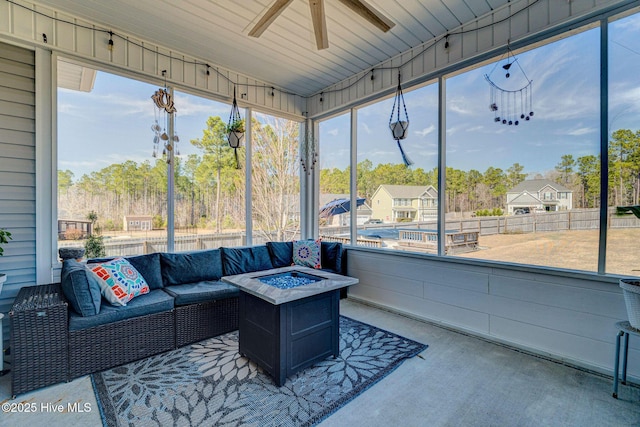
[221,266,358,305]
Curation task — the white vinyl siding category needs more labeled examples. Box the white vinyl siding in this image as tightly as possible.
[0,42,36,349]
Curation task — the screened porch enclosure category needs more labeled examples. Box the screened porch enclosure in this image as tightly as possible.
[1,0,640,410]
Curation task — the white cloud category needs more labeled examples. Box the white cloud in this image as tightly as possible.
[415,124,436,137]
[327,128,339,137]
[566,127,597,136]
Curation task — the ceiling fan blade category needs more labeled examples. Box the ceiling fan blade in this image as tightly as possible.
[249,0,295,38]
[337,0,395,33]
[309,0,329,50]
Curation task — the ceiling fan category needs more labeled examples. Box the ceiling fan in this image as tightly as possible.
[249,0,395,50]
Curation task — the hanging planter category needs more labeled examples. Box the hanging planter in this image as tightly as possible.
[388,73,412,166]
[620,279,640,329]
[390,120,409,140]
[227,87,244,169]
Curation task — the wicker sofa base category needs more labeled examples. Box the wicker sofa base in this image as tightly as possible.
[69,309,176,379]
[175,297,239,347]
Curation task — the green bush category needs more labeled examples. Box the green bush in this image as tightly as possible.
[85,234,106,258]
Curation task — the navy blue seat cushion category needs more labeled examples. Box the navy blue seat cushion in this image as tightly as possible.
[320,242,343,273]
[163,281,239,306]
[160,249,223,286]
[221,245,274,276]
[68,289,174,331]
[61,259,102,316]
[87,253,164,290]
[266,241,293,268]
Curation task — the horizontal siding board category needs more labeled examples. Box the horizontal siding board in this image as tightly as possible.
[0,213,35,227]
[0,85,35,105]
[0,185,35,200]
[491,267,619,291]
[0,114,34,132]
[348,268,423,297]
[0,72,35,93]
[349,282,490,334]
[0,128,35,145]
[0,200,35,214]
[0,157,34,172]
[490,317,638,375]
[0,141,35,159]
[349,250,490,292]
[0,171,34,187]
[491,275,624,318]
[489,295,627,346]
[0,43,35,65]
[0,57,35,78]
[424,281,492,313]
[0,255,36,271]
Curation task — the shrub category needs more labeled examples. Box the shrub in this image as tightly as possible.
[85,234,106,258]
[64,228,84,240]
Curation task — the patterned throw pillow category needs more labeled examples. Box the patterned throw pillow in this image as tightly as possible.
[88,257,150,306]
[292,239,321,269]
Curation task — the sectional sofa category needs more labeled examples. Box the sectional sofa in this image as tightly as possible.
[9,241,344,397]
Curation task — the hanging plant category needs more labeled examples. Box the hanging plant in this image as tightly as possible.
[227,87,244,169]
[388,73,412,166]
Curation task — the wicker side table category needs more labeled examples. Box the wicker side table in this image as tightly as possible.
[9,284,69,397]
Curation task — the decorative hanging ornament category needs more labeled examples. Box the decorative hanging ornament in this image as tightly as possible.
[388,72,413,166]
[151,88,176,114]
[484,44,533,127]
[227,86,244,169]
[300,126,318,175]
[151,72,177,163]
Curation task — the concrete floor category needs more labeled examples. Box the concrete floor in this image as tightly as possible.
[1,299,639,427]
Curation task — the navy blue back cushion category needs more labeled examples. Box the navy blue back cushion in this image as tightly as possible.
[221,245,274,275]
[266,241,293,268]
[61,259,102,316]
[321,242,343,273]
[87,252,164,290]
[160,249,223,286]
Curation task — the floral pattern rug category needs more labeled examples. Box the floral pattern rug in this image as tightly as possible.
[92,316,427,427]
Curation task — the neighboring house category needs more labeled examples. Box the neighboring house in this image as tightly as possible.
[123,215,153,231]
[370,185,438,222]
[58,219,92,240]
[506,179,573,214]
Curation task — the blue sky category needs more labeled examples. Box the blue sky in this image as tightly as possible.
[59,13,640,179]
[319,13,640,176]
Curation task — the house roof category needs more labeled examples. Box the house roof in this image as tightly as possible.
[507,179,572,194]
[509,192,541,205]
[375,185,436,199]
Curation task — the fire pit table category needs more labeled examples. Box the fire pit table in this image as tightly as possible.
[222,266,358,386]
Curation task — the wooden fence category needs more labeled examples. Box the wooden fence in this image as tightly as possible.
[58,208,639,257]
[446,208,639,236]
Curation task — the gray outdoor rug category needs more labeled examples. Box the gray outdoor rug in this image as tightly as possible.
[92,316,427,427]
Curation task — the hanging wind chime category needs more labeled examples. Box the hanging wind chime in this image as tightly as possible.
[388,72,413,166]
[226,87,245,169]
[151,72,179,163]
[300,126,318,175]
[484,45,533,126]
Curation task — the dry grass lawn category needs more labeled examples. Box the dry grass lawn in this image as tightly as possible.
[460,228,640,276]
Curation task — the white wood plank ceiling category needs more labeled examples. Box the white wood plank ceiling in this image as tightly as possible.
[33,0,512,97]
